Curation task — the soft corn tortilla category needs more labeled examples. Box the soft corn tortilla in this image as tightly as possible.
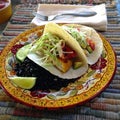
[28,22,88,79]
[62,24,103,65]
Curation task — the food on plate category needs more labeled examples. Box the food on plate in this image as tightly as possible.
[62,24,103,65]
[16,44,31,62]
[14,58,77,90]
[17,22,88,79]
[9,22,104,91]
[9,76,36,89]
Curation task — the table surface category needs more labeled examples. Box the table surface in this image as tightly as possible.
[0,1,120,120]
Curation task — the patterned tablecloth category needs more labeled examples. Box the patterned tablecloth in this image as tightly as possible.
[0,1,120,120]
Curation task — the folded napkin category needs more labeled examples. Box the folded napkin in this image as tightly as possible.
[31,4,107,31]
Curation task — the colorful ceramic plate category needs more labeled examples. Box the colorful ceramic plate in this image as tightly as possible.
[0,24,116,109]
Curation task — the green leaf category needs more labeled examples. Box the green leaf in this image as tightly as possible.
[87,70,96,77]
[69,89,78,97]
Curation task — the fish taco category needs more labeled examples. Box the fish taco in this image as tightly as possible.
[62,24,103,65]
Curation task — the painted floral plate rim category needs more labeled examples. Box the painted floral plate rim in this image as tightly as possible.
[0,24,116,110]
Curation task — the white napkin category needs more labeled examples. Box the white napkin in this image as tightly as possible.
[31,4,107,31]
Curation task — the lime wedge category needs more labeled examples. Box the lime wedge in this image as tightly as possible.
[16,44,31,62]
[9,76,36,89]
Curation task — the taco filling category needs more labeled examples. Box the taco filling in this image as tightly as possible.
[28,32,79,73]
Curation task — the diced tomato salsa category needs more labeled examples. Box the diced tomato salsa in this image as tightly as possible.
[86,38,95,51]
[61,45,77,60]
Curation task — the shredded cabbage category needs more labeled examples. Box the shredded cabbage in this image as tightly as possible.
[62,26,86,44]
[29,33,65,66]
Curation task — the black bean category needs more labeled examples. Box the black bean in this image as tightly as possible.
[14,57,77,91]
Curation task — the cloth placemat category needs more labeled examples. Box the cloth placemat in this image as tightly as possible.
[0,1,120,120]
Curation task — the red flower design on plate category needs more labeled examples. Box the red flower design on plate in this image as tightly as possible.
[90,57,107,70]
[11,44,24,55]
